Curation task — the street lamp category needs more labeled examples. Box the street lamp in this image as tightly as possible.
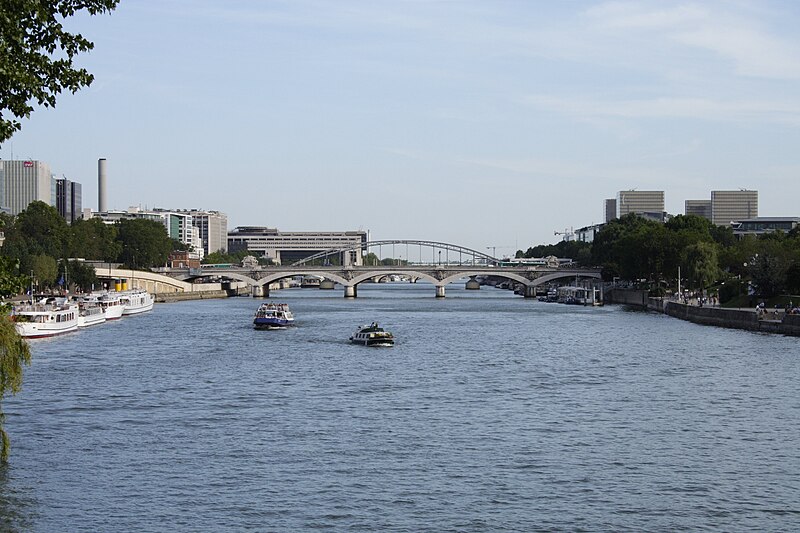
[438,250,441,265]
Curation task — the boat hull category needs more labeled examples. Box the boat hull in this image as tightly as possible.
[78,313,106,328]
[121,290,154,315]
[15,322,78,338]
[12,302,80,338]
[253,318,294,330]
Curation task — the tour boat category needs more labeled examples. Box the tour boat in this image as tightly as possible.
[77,301,106,327]
[349,322,395,347]
[95,292,126,320]
[253,303,295,329]
[11,299,79,338]
[120,289,154,315]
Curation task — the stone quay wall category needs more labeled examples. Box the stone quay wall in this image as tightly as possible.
[607,289,800,337]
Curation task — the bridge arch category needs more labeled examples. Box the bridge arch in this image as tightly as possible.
[529,271,602,287]
[292,239,502,266]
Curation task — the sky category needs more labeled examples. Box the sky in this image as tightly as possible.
[3,0,800,254]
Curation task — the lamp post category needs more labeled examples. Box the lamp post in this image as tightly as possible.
[438,250,441,266]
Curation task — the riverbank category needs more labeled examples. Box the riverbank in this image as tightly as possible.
[607,288,800,337]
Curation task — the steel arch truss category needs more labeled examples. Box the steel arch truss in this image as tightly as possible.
[291,239,501,266]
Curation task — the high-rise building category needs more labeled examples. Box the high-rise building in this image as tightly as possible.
[0,160,53,215]
[616,190,665,218]
[604,198,617,222]
[711,190,758,226]
[188,210,228,255]
[685,200,712,221]
[56,177,83,223]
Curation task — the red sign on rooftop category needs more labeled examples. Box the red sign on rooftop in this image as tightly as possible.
[23,161,34,167]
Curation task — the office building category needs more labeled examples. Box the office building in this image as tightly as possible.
[616,190,665,219]
[159,210,204,260]
[685,200,712,221]
[604,199,617,223]
[731,217,799,237]
[0,160,54,215]
[56,177,83,223]
[187,210,228,255]
[711,190,758,226]
[228,227,368,265]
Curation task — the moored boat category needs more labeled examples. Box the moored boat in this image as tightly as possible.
[77,302,106,327]
[120,289,154,315]
[349,322,395,347]
[96,292,125,320]
[253,303,295,329]
[11,299,79,338]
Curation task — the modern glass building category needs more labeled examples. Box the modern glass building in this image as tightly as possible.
[732,217,798,237]
[711,190,758,226]
[685,199,712,220]
[616,190,665,218]
[56,178,82,223]
[604,198,617,222]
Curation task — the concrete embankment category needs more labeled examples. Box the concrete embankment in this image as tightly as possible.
[607,289,800,337]
[154,290,231,303]
[154,285,250,303]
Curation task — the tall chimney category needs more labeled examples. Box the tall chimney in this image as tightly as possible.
[98,158,107,212]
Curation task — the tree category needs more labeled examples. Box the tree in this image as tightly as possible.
[116,219,173,269]
[68,217,121,261]
[24,254,58,289]
[64,260,97,292]
[2,201,69,258]
[684,241,720,292]
[0,257,27,297]
[0,314,31,463]
[0,0,119,142]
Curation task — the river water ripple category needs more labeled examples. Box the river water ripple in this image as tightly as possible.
[2,283,799,531]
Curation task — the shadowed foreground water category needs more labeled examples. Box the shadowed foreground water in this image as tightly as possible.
[2,283,799,532]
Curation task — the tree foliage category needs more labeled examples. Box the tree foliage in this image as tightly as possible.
[1,201,68,261]
[684,241,720,291]
[0,0,119,142]
[67,217,121,261]
[519,240,593,267]
[0,257,27,297]
[116,218,173,269]
[0,314,31,463]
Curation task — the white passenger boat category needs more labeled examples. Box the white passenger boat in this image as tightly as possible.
[11,299,79,338]
[349,322,395,347]
[77,302,106,327]
[253,303,295,329]
[97,292,125,320]
[120,289,154,315]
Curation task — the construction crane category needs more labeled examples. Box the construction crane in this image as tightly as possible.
[554,227,574,240]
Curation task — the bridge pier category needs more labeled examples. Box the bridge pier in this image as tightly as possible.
[524,285,537,298]
[344,285,357,298]
[435,285,446,298]
[252,285,269,298]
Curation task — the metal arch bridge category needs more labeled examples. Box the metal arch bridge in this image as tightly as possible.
[292,240,502,267]
[159,241,601,298]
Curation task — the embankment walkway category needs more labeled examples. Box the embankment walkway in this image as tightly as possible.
[608,289,800,337]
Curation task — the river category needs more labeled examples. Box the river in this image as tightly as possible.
[2,283,799,532]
